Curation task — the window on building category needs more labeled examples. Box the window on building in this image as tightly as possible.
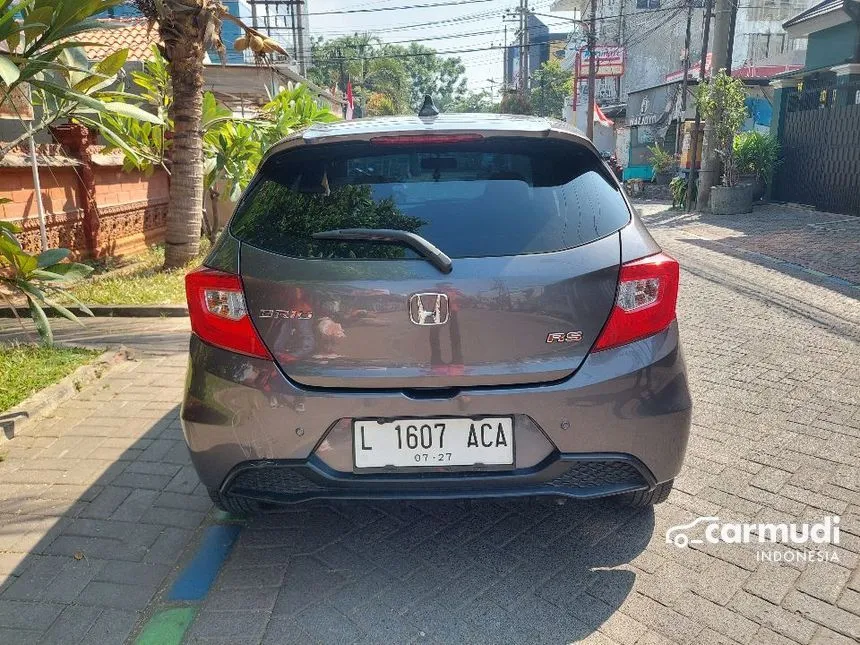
[746,33,789,63]
[636,0,660,8]
[747,0,806,22]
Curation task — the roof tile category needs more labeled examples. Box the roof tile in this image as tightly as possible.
[82,19,161,62]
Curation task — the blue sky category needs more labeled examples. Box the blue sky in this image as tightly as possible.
[308,0,576,94]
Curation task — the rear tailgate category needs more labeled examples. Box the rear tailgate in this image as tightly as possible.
[231,135,630,389]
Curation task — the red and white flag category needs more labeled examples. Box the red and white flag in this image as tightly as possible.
[594,103,614,127]
[345,80,354,120]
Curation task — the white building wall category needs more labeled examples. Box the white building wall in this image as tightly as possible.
[553,0,815,104]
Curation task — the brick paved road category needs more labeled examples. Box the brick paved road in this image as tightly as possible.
[0,204,857,644]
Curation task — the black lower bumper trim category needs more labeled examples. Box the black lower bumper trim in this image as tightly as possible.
[221,453,655,504]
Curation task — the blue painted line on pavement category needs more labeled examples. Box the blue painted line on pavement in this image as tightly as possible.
[167,523,242,601]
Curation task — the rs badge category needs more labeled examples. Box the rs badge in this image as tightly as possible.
[546,331,583,344]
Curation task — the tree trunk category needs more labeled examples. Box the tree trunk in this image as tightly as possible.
[164,37,205,269]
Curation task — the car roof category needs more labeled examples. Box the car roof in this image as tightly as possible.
[264,113,593,160]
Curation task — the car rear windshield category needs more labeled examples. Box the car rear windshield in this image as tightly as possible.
[230,137,630,260]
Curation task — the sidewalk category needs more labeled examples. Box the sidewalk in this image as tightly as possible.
[0,318,190,356]
[0,319,194,644]
[636,202,860,290]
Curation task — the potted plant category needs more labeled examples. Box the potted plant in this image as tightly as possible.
[648,143,678,185]
[734,131,780,201]
[695,71,753,214]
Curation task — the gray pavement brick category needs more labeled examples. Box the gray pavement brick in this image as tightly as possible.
[261,615,319,645]
[811,626,860,644]
[109,488,159,522]
[674,592,759,643]
[79,486,133,519]
[123,460,182,477]
[0,627,39,645]
[142,526,195,564]
[743,564,802,604]
[694,558,752,606]
[272,556,347,617]
[837,588,860,616]
[188,610,271,643]
[93,560,170,588]
[108,471,173,491]
[621,593,703,644]
[77,580,157,609]
[728,590,817,643]
[154,490,212,513]
[295,602,364,645]
[783,591,860,640]
[203,585,280,612]
[459,597,543,644]
[0,599,64,630]
[164,465,202,494]
[796,561,853,604]
[1,555,102,603]
[39,604,103,645]
[140,506,207,529]
[215,564,287,590]
[83,608,139,645]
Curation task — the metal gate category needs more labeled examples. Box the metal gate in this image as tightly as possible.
[774,78,860,216]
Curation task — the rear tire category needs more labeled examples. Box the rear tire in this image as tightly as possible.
[207,488,261,516]
[619,480,673,507]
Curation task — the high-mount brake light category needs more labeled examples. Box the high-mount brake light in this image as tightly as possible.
[185,267,271,359]
[593,252,680,351]
[370,133,484,146]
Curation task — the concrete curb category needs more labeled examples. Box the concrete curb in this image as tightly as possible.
[0,347,134,444]
[0,304,188,318]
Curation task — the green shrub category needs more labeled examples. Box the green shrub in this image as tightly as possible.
[648,143,678,174]
[734,131,780,185]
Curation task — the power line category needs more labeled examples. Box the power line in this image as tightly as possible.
[303,0,498,16]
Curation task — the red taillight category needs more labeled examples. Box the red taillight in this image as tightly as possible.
[593,252,680,352]
[185,267,271,359]
[370,133,484,146]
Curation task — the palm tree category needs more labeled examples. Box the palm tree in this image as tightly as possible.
[132,0,283,268]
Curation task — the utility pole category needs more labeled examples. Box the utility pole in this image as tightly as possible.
[696,0,731,210]
[518,0,527,94]
[295,0,306,75]
[336,47,347,118]
[586,0,597,140]
[725,0,739,76]
[676,0,693,155]
[503,26,508,87]
[685,0,713,212]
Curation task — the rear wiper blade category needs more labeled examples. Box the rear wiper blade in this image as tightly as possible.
[311,228,453,274]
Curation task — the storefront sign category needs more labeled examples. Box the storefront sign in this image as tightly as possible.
[577,46,624,78]
[628,113,662,126]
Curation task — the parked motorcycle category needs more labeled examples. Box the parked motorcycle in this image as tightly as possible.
[600,151,624,181]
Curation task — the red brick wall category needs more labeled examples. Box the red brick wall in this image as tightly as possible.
[91,165,169,257]
[0,160,169,258]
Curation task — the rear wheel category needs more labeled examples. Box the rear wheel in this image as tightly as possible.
[207,488,262,516]
[618,480,673,507]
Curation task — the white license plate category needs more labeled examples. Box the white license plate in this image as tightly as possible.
[353,417,514,469]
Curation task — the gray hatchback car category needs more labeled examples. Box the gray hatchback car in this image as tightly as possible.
[182,111,692,515]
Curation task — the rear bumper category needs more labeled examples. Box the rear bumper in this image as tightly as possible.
[221,454,654,504]
[181,321,692,498]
